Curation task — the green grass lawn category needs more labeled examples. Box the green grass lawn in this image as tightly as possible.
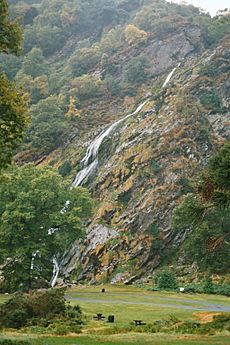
[0,285,229,344]
[1,333,230,345]
[0,294,9,304]
[64,285,229,332]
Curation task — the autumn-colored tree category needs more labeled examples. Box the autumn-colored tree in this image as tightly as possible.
[124,24,147,47]
[66,96,80,118]
[0,0,28,170]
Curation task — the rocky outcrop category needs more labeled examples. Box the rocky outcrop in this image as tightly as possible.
[58,35,229,284]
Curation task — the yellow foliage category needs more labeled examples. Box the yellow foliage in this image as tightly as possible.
[66,96,80,117]
[124,24,147,47]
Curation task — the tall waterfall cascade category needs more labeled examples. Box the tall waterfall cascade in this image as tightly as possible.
[73,65,178,187]
[73,101,148,187]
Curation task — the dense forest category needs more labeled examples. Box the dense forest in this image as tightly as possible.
[0,0,230,292]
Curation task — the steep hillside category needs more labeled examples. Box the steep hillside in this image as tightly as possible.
[59,38,230,284]
[1,0,230,286]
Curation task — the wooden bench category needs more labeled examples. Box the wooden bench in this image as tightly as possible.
[133,320,146,326]
[93,313,106,321]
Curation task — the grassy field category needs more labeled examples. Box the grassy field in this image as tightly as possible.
[1,285,230,345]
[1,333,230,345]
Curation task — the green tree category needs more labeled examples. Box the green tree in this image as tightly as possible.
[123,55,150,84]
[22,48,47,78]
[0,164,93,292]
[68,46,101,77]
[70,74,103,100]
[25,96,68,154]
[0,0,22,55]
[0,0,28,170]
[157,269,178,290]
[173,142,230,273]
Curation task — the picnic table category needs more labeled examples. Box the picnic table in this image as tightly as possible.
[133,320,146,326]
[93,313,106,321]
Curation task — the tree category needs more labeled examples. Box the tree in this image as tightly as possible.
[0,0,28,170]
[66,96,80,118]
[24,96,69,155]
[68,46,101,77]
[0,73,27,169]
[0,164,93,292]
[70,74,103,100]
[22,48,47,78]
[123,55,150,84]
[124,24,147,47]
[157,269,178,290]
[172,142,230,273]
[0,0,22,55]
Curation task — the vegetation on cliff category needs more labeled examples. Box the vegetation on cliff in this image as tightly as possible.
[1,0,229,160]
[0,0,28,169]
[173,142,230,274]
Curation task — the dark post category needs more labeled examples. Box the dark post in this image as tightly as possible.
[108,315,115,323]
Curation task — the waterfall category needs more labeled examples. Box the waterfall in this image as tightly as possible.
[30,250,39,271]
[73,64,179,187]
[73,101,148,187]
[162,64,179,89]
[50,257,59,288]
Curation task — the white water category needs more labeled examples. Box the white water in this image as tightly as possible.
[73,66,178,187]
[50,257,59,287]
[162,67,176,88]
[73,101,148,186]
[30,250,40,271]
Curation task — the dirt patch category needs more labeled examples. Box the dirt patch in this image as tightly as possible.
[193,312,221,324]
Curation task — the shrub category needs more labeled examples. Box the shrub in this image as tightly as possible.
[214,282,230,296]
[0,289,82,330]
[202,276,215,294]
[70,74,103,100]
[150,160,161,174]
[200,89,221,112]
[157,269,178,290]
[123,55,150,84]
[104,74,121,96]
[58,160,72,177]
[68,46,101,77]
[0,341,31,345]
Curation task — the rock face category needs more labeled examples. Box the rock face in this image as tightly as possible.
[58,33,229,284]
[60,225,118,281]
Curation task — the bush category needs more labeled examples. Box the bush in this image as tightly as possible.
[123,55,150,84]
[184,280,230,296]
[215,282,230,296]
[200,89,221,112]
[68,46,101,77]
[58,160,72,177]
[202,276,215,294]
[0,289,82,330]
[156,269,178,290]
[0,341,31,345]
[70,74,103,100]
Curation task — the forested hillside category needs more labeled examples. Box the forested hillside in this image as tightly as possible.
[0,0,229,290]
